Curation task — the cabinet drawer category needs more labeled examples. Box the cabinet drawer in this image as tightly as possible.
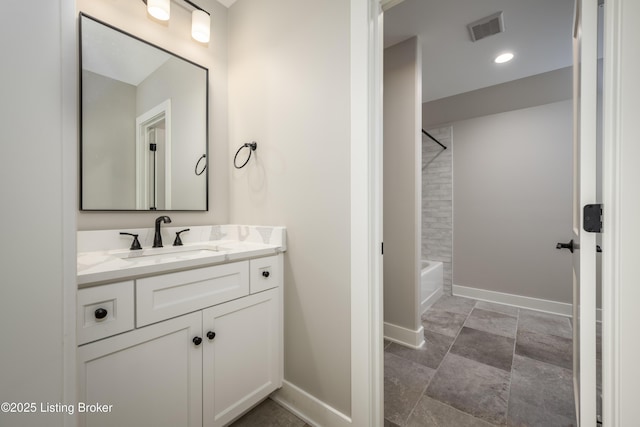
[77,281,134,345]
[136,261,249,327]
[250,255,282,294]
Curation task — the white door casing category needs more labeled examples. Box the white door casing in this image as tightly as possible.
[135,99,172,210]
[601,0,640,424]
[350,0,385,425]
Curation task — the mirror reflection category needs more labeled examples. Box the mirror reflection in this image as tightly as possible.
[80,14,208,211]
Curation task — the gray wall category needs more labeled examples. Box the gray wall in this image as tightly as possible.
[1,1,73,425]
[423,66,572,129]
[228,0,352,415]
[452,100,573,303]
[138,57,207,210]
[383,37,422,332]
[422,126,453,294]
[82,70,136,209]
[77,0,228,229]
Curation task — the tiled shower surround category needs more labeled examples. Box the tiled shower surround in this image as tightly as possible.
[422,126,453,294]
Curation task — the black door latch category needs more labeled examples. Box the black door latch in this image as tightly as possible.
[584,204,603,233]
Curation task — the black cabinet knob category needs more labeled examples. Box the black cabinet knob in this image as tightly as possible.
[94,308,108,319]
[207,331,216,340]
[262,270,270,278]
[193,336,203,346]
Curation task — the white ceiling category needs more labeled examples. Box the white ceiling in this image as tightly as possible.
[384,0,575,102]
[82,17,170,86]
[217,0,237,8]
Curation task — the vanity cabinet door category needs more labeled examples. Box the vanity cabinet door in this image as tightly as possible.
[78,312,203,427]
[202,288,283,427]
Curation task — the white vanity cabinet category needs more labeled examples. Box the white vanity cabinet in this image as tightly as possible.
[77,254,283,427]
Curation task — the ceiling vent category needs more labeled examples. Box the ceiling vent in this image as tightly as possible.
[468,11,505,42]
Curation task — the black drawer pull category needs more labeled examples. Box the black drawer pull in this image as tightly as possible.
[94,308,108,319]
[262,271,270,278]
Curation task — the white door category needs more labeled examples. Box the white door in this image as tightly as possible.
[202,289,282,427]
[571,0,598,424]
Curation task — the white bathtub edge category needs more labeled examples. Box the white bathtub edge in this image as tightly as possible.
[452,284,603,322]
[421,259,443,273]
[383,322,425,349]
[421,286,444,314]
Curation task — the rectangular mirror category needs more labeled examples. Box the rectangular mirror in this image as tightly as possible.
[80,13,208,211]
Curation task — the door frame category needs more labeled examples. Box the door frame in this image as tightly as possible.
[135,99,172,210]
[601,0,640,424]
[350,0,384,425]
[361,0,634,425]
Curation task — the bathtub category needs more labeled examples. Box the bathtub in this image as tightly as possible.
[421,260,444,313]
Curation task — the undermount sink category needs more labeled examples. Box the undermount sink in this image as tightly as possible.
[113,245,221,263]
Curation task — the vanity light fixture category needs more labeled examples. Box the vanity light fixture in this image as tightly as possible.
[143,0,211,43]
[146,0,170,21]
[191,8,210,43]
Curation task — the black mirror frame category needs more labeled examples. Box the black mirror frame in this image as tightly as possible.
[78,12,209,212]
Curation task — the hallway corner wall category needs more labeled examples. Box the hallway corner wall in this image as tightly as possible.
[383,36,422,334]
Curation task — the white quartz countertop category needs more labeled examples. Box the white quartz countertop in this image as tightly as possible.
[78,240,282,286]
[77,225,286,287]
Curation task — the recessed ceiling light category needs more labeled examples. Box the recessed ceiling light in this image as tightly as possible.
[494,52,514,64]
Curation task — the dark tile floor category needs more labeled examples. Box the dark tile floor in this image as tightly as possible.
[230,398,311,427]
[385,295,576,426]
[231,295,576,427]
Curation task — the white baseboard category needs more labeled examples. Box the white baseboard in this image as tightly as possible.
[270,380,352,427]
[422,287,444,314]
[383,322,425,349]
[452,284,603,321]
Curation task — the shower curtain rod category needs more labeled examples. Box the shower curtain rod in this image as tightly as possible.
[422,129,447,150]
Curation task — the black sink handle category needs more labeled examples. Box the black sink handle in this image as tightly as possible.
[173,229,191,246]
[120,232,142,250]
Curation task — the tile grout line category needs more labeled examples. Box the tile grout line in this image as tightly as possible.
[504,307,521,426]
[400,368,434,426]
[516,353,574,373]
[457,300,505,427]
[400,298,476,426]
[404,299,478,425]
[431,299,478,366]
[383,351,431,427]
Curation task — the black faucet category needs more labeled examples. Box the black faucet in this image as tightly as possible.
[153,216,172,248]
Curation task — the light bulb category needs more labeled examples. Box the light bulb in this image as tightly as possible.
[147,0,170,21]
[192,9,210,43]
